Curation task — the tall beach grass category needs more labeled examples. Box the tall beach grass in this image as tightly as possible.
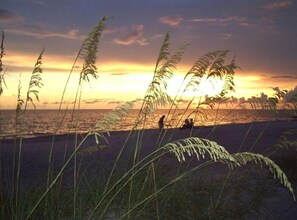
[0,17,297,219]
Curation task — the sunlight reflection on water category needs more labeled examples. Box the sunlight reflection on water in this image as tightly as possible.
[0,109,293,139]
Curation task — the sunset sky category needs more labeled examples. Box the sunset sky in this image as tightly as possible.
[0,0,296,109]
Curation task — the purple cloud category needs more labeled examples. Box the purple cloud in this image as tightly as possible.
[0,9,22,23]
[262,0,292,10]
[31,0,46,5]
[188,16,250,27]
[159,16,183,26]
[113,24,148,46]
[6,25,85,40]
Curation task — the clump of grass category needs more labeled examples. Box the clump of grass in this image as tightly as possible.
[8,48,45,219]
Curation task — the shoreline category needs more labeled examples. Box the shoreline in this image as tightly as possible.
[1,120,296,155]
[1,118,296,141]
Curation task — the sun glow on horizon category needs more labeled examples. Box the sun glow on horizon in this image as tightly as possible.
[1,55,295,110]
[197,76,225,97]
[167,74,226,99]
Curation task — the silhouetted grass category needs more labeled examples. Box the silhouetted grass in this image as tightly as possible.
[0,16,296,219]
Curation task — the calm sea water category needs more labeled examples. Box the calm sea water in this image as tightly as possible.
[0,109,294,139]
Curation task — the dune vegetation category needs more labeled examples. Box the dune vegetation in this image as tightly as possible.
[0,16,297,219]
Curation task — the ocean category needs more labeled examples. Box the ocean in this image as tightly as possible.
[0,109,294,139]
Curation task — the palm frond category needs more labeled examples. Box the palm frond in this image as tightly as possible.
[26,48,45,109]
[233,152,295,200]
[79,16,112,83]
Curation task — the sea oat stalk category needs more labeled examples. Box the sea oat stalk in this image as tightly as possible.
[0,31,7,96]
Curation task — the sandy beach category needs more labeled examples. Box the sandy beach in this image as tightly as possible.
[1,120,297,218]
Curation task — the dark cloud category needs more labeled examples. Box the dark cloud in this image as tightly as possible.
[83,99,118,104]
[51,101,70,105]
[159,16,183,26]
[83,99,104,104]
[113,25,148,46]
[0,9,22,23]
[107,101,122,105]
[271,75,297,79]
[111,72,128,76]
